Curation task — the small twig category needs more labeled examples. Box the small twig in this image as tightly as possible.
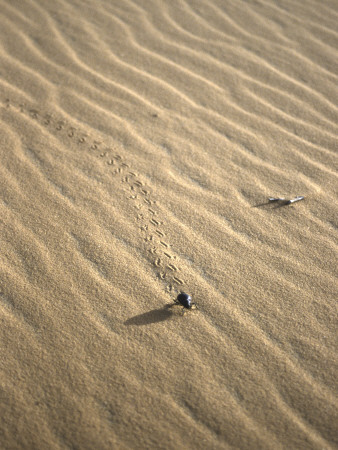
[268,197,286,202]
[268,195,305,205]
[285,196,305,205]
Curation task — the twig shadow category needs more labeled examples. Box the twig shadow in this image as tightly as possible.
[252,201,272,208]
[271,202,293,210]
[253,201,291,210]
[124,304,174,326]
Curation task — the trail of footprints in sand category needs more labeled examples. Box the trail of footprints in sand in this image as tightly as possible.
[1,98,185,295]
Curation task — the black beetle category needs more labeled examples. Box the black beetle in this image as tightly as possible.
[174,292,197,313]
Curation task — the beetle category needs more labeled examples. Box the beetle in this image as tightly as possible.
[174,292,197,314]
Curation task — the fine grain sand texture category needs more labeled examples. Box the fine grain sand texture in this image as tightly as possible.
[0,0,337,449]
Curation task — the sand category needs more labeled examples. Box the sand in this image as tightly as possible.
[0,0,337,448]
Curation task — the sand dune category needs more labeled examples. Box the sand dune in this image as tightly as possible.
[0,0,337,448]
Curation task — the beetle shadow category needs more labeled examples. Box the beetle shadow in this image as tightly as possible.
[124,304,174,326]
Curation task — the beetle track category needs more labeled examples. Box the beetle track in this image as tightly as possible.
[1,97,186,291]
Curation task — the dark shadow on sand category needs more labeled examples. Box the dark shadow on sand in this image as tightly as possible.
[124,305,173,326]
[253,201,292,210]
[252,201,272,208]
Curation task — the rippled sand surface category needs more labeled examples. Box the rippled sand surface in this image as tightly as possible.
[0,1,337,448]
